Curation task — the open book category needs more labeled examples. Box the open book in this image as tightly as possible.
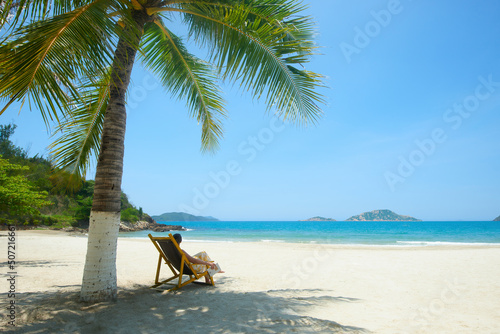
[207,263,222,277]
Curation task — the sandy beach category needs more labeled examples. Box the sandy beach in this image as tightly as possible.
[1,230,500,333]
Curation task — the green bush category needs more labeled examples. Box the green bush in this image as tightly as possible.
[121,207,140,223]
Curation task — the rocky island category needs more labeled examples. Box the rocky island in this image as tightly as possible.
[300,216,336,222]
[494,216,500,221]
[346,209,421,221]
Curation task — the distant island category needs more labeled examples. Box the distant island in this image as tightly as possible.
[346,209,421,221]
[494,216,500,221]
[151,212,219,222]
[300,216,336,222]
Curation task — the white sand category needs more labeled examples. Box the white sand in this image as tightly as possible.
[1,230,500,333]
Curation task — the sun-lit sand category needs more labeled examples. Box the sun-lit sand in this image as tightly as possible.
[1,230,500,333]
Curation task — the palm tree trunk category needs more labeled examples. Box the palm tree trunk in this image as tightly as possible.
[81,10,149,303]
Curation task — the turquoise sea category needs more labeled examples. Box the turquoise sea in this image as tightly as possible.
[120,221,500,246]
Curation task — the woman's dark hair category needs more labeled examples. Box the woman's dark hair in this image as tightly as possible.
[173,233,182,244]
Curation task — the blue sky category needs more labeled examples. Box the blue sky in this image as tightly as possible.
[2,0,500,221]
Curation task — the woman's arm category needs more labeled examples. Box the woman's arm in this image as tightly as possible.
[182,249,216,269]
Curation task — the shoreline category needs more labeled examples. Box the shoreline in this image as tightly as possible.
[2,230,500,333]
[10,229,500,249]
[15,229,500,248]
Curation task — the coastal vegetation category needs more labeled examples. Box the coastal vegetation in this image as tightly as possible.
[0,155,51,222]
[0,124,147,228]
[0,0,325,302]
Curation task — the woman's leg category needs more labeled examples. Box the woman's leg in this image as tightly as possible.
[192,251,212,283]
[193,251,211,262]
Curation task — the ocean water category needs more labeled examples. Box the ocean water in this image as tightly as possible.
[119,221,500,246]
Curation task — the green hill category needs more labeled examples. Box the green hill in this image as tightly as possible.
[346,209,421,221]
[152,212,219,222]
[494,216,500,221]
[0,123,148,228]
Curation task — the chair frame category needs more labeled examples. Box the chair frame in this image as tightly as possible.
[148,233,215,291]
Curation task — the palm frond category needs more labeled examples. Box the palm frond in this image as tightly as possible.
[164,0,316,54]
[0,0,117,124]
[0,0,102,30]
[139,20,226,152]
[49,71,110,178]
[0,0,50,30]
[177,0,325,125]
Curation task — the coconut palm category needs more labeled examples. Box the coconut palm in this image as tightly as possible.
[0,0,325,302]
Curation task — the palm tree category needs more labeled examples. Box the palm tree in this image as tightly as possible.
[0,0,325,302]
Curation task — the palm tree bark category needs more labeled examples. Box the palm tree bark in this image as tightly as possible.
[81,9,150,303]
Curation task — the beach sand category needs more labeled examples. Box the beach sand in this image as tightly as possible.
[1,230,500,333]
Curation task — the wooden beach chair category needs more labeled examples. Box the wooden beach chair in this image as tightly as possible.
[148,233,214,291]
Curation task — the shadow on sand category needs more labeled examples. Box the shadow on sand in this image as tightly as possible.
[6,279,369,333]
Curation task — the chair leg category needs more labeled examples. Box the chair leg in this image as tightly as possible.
[154,254,162,285]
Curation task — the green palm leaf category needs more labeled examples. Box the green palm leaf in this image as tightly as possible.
[140,19,226,152]
[0,0,99,30]
[0,0,117,123]
[49,71,110,178]
[177,0,325,124]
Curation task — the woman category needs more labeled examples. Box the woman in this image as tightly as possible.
[173,233,223,284]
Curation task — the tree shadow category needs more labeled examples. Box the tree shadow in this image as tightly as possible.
[7,282,370,334]
[8,260,77,268]
[1,260,80,280]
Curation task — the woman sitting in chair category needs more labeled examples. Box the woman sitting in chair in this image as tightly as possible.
[173,233,223,284]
